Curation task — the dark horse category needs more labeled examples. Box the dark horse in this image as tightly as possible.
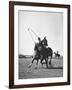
[54,52,60,58]
[28,43,53,68]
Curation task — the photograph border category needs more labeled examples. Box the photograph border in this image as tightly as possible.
[9,1,70,89]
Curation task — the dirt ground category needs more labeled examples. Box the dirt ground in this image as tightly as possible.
[19,57,63,79]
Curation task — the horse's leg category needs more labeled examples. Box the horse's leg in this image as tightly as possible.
[46,58,48,68]
[44,57,48,68]
[55,55,56,58]
[57,55,58,58]
[49,55,52,65]
[49,58,51,65]
[58,56,59,59]
[49,54,52,65]
[32,58,35,63]
[49,57,51,65]
[40,56,44,67]
[58,55,60,59]
[35,59,39,69]
[41,58,43,67]
[36,59,39,65]
[28,58,35,68]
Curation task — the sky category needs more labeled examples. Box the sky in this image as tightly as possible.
[18,10,63,55]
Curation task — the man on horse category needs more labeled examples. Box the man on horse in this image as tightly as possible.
[38,37,42,45]
[28,36,52,68]
[34,37,42,58]
[42,36,48,48]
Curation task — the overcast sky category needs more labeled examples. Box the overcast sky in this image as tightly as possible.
[18,10,63,55]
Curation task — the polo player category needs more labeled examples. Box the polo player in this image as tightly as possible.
[42,37,48,48]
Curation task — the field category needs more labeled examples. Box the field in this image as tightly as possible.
[19,56,63,79]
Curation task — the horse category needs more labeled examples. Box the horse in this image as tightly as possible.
[28,43,53,68]
[54,52,60,59]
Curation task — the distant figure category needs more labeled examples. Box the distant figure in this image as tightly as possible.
[57,51,59,55]
[54,51,60,59]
